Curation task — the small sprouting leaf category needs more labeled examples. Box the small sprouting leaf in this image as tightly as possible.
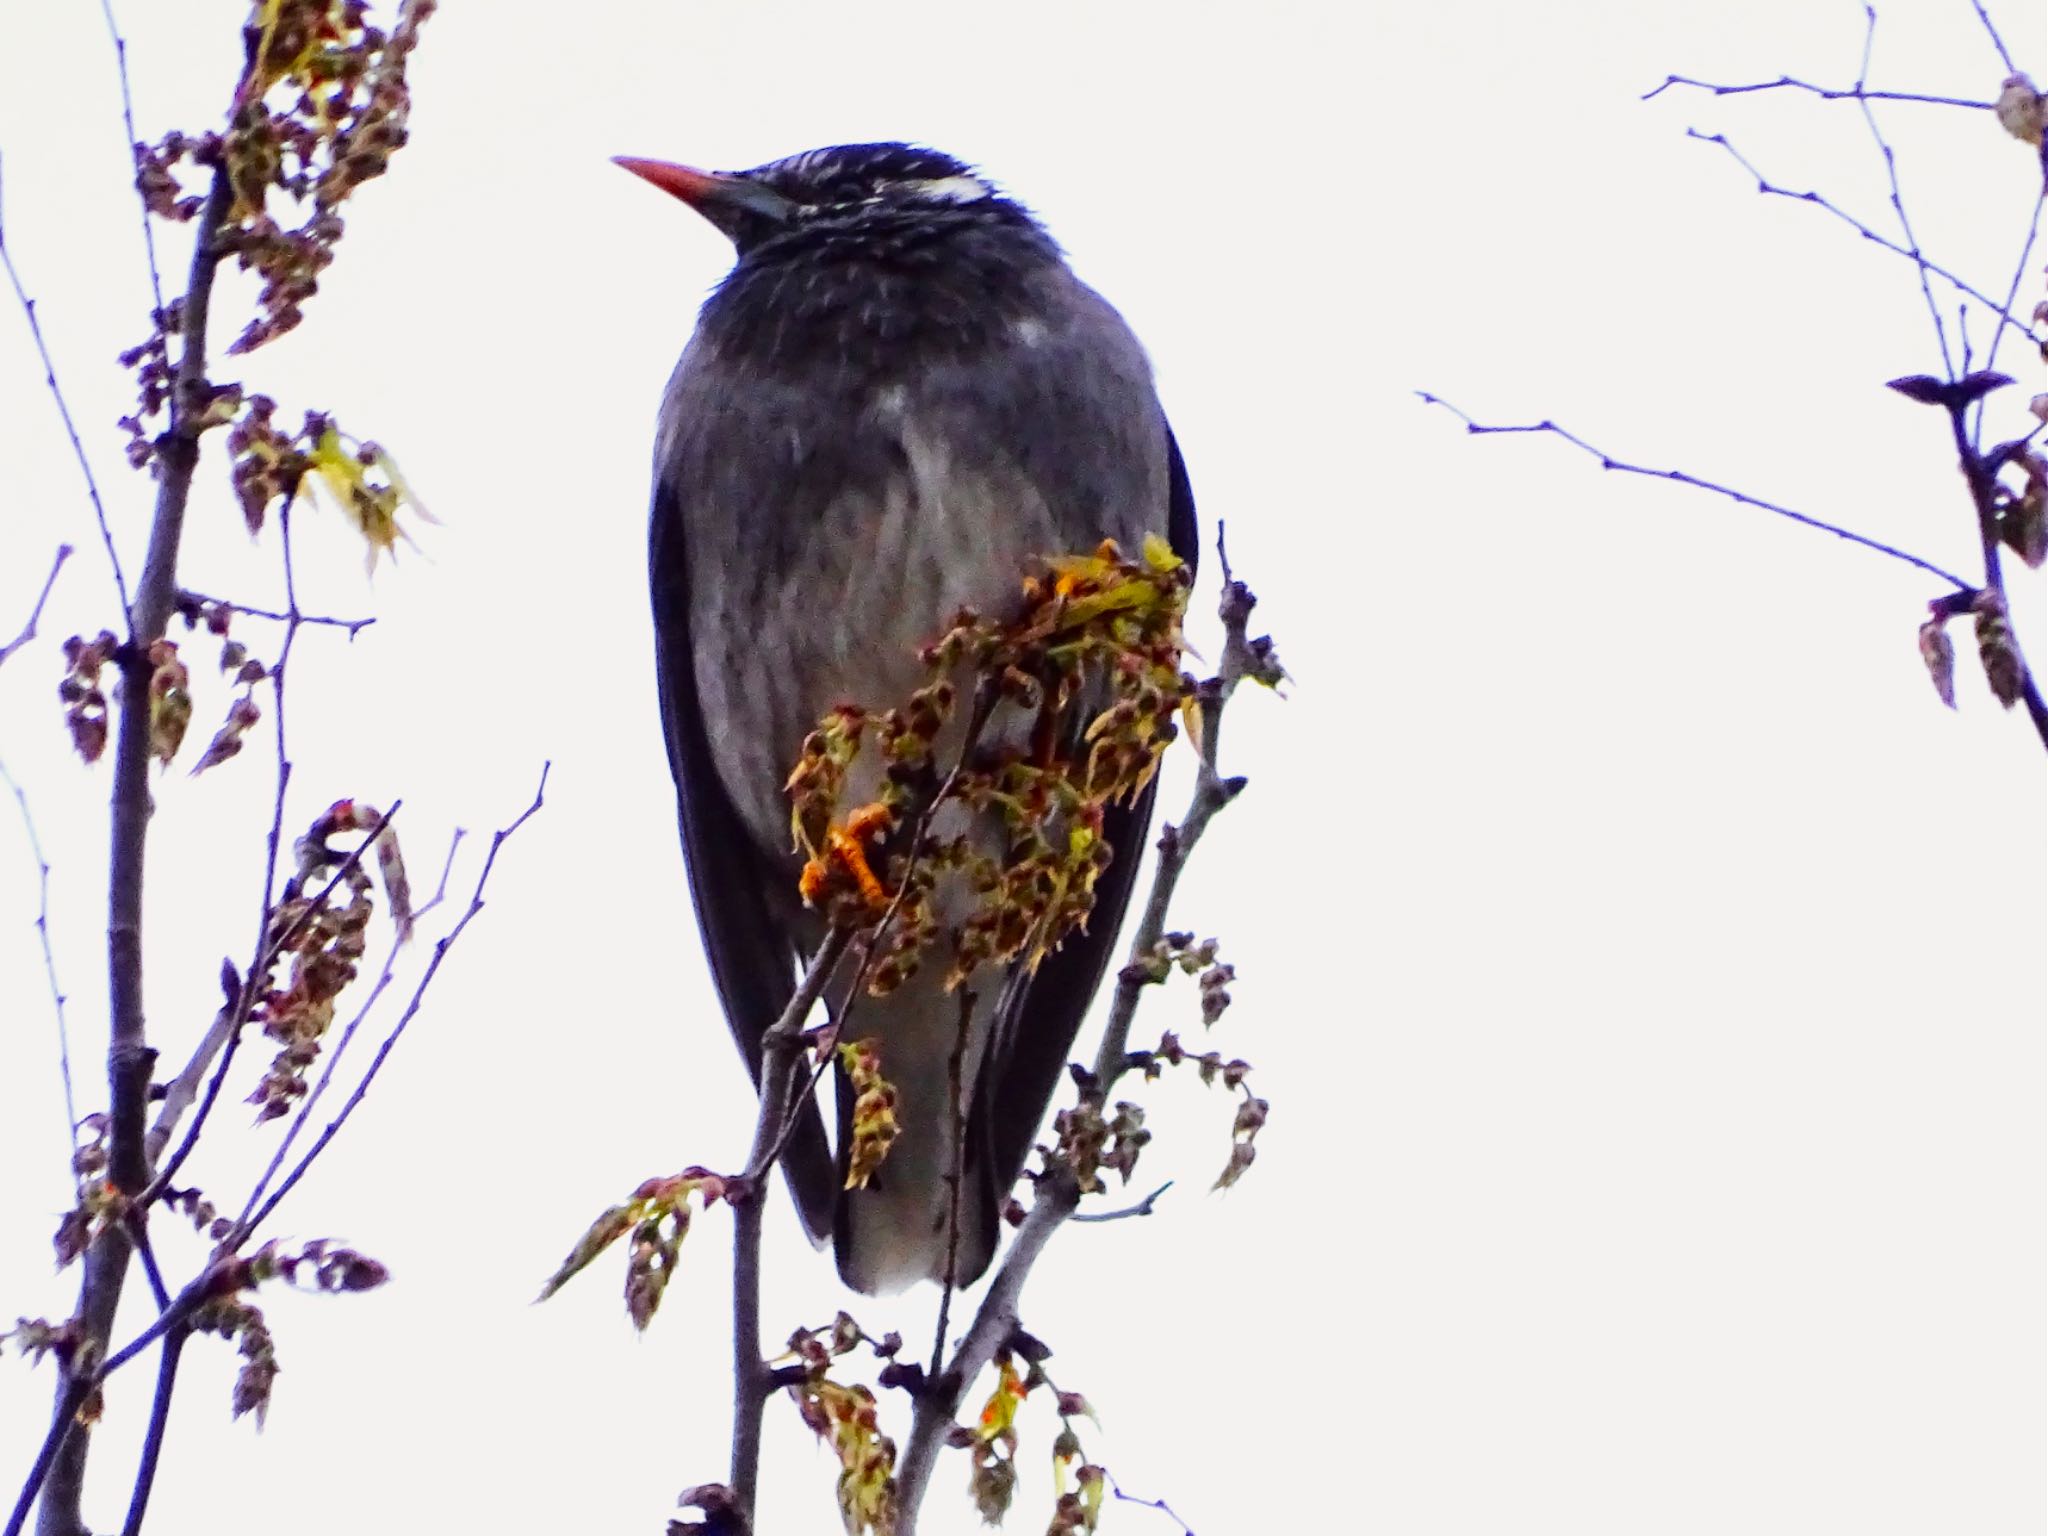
[1885,374,1950,406]
[537,1169,727,1329]
[1956,370,2015,406]
[536,1204,637,1304]
[1917,615,1957,709]
[147,640,192,765]
[2002,457,2048,569]
[839,1038,899,1191]
[375,823,414,942]
[1973,592,2025,708]
[305,425,436,573]
[191,694,263,776]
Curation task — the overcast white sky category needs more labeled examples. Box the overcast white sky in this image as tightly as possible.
[1,1,2043,1532]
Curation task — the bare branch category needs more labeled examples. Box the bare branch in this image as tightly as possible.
[176,589,375,638]
[1969,0,2019,78]
[0,546,73,671]
[1643,75,1993,110]
[1849,4,1955,376]
[1688,128,2039,351]
[930,987,976,1381]
[1106,1474,1197,1536]
[96,0,167,324]
[124,1216,170,1313]
[1974,188,2047,443]
[1413,392,1976,588]
[0,187,130,618]
[1070,1181,1173,1224]
[115,1327,185,1536]
[0,756,78,1168]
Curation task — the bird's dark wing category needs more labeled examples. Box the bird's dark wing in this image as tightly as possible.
[649,474,836,1244]
[977,423,1200,1215]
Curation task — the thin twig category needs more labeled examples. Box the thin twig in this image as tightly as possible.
[0,756,78,1170]
[1070,1181,1174,1224]
[116,1326,185,1536]
[177,589,375,637]
[895,533,1260,1530]
[125,1218,170,1313]
[930,987,976,1381]
[1413,392,1976,589]
[231,771,546,1243]
[1973,188,2046,446]
[0,546,73,670]
[1969,0,2018,77]
[1689,129,2037,350]
[1106,1473,1197,1535]
[0,188,131,618]
[4,1379,93,1536]
[1850,4,1955,377]
[1642,75,1992,110]
[97,0,167,325]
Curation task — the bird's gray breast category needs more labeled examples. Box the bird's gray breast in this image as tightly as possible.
[657,269,1168,855]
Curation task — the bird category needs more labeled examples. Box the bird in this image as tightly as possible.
[622,142,1197,1295]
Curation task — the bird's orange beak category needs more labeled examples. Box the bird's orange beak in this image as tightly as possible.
[612,156,728,208]
[612,155,796,228]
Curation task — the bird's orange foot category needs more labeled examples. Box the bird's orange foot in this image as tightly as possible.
[798,802,895,910]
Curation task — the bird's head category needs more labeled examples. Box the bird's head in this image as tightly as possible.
[613,141,1025,255]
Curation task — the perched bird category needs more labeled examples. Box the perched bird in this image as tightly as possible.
[623,142,1196,1294]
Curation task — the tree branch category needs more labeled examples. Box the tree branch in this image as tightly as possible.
[38,161,231,1536]
[0,184,130,618]
[1687,128,2038,352]
[114,1328,185,1536]
[727,925,853,1520]
[1968,0,2018,77]
[893,533,1263,1530]
[1942,398,2048,750]
[0,546,72,671]
[176,589,375,638]
[1414,393,1975,588]
[1846,4,1954,377]
[96,0,167,325]
[1643,75,1993,110]
[0,755,79,1170]
[1106,1473,1198,1535]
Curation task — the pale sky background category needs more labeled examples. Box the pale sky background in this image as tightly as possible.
[1,1,2043,1533]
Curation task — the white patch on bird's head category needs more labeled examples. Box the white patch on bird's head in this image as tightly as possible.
[902,174,994,206]
[741,144,1005,222]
